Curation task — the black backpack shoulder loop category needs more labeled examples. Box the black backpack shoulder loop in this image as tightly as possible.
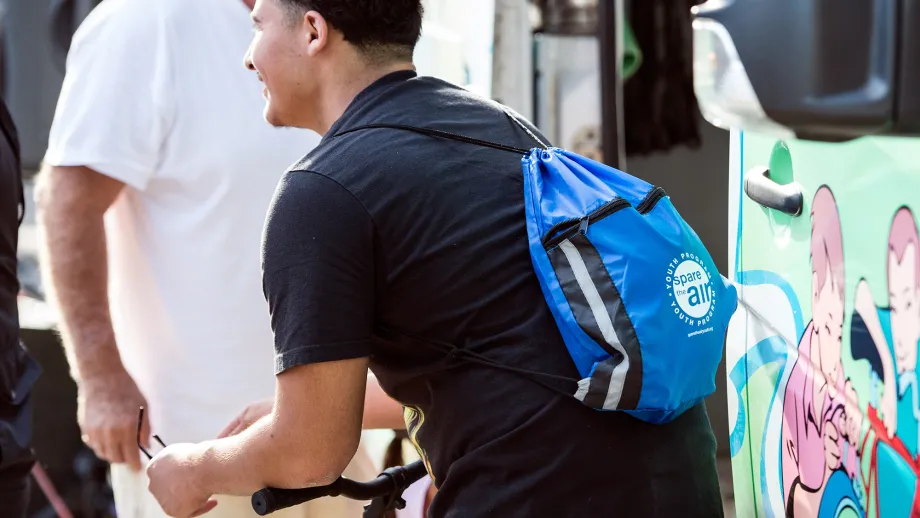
[332,107,549,156]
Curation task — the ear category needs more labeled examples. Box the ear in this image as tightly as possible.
[303,11,330,56]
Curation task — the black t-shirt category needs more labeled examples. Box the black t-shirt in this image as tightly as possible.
[262,71,723,517]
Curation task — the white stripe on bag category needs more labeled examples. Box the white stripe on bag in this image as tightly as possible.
[558,240,629,409]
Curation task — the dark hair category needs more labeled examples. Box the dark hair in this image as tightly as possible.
[281,0,424,61]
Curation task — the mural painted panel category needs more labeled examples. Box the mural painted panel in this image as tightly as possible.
[728,131,920,518]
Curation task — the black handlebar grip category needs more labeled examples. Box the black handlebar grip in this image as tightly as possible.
[251,461,428,516]
[251,485,335,516]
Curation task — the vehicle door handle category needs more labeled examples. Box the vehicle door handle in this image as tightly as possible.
[743,166,803,217]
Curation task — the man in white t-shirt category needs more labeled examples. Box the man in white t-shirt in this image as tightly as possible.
[34,0,376,516]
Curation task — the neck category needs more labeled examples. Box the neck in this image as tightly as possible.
[312,59,415,135]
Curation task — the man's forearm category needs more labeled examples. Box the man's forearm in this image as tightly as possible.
[147,360,368,511]
[36,166,126,382]
[197,414,343,496]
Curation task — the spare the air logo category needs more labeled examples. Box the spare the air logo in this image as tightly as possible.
[666,253,716,333]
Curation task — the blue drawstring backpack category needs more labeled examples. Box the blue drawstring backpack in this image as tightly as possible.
[336,113,738,425]
[522,146,738,424]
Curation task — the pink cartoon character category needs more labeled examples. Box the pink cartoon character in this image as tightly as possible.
[852,207,920,517]
[782,186,862,517]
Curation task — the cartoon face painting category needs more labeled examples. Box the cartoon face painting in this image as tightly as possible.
[843,207,920,518]
[810,187,848,403]
[726,134,920,518]
[781,186,863,517]
[813,259,846,403]
[887,209,920,376]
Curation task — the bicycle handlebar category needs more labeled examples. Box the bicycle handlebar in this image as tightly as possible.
[251,461,428,516]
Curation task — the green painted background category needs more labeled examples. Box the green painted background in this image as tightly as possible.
[730,131,920,517]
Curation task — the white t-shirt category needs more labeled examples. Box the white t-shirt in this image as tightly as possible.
[45,0,319,444]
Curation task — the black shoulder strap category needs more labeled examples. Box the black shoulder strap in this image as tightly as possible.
[342,108,575,399]
[333,108,550,156]
[377,325,580,400]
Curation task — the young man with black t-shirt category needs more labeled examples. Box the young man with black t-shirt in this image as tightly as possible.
[146,1,725,517]
[0,97,40,518]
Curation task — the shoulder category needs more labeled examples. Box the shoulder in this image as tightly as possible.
[69,0,209,63]
[272,169,351,197]
[64,0,179,77]
[262,170,376,271]
[288,134,391,193]
[397,78,550,147]
[74,0,176,40]
[267,170,371,226]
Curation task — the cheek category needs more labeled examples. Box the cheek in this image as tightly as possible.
[256,49,297,92]
[249,38,275,77]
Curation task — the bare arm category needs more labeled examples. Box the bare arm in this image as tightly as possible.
[35,164,149,469]
[35,165,124,381]
[219,371,406,439]
[147,358,371,516]
[201,358,369,494]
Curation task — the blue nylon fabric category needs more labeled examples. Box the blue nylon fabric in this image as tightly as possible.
[522,147,738,424]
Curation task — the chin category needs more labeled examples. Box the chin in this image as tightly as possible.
[263,105,288,128]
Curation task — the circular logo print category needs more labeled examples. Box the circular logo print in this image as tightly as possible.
[666,253,716,326]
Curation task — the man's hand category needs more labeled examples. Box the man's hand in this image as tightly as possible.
[79,369,149,471]
[37,165,144,465]
[147,443,218,518]
[217,399,272,439]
